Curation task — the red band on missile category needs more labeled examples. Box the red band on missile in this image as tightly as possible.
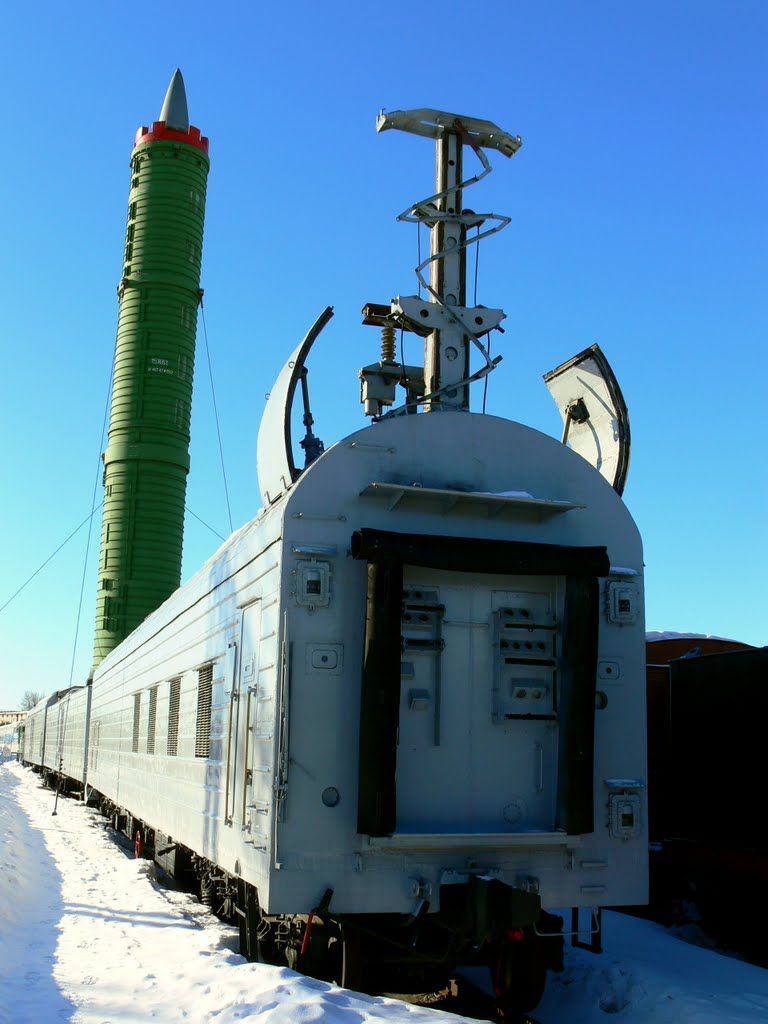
[133,121,209,154]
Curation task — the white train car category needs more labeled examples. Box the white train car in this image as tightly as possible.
[22,108,649,1014]
[87,507,283,867]
[22,688,89,790]
[41,686,90,785]
[82,406,646,1008]
[22,694,55,770]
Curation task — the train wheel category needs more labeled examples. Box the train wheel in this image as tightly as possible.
[326,921,364,991]
[134,829,143,859]
[340,925,363,990]
[200,873,216,909]
[238,881,265,962]
[492,926,547,1018]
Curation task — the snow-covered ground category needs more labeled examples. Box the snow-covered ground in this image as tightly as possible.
[2,762,768,1024]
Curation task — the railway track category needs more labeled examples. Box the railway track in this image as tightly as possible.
[394,978,541,1022]
[80,790,545,1023]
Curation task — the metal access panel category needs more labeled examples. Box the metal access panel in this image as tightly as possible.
[395,567,562,834]
[543,344,630,495]
[491,596,559,722]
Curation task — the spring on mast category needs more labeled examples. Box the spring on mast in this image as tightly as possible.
[360,109,521,418]
[397,136,511,390]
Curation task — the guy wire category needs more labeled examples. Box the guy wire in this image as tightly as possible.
[417,223,422,298]
[475,226,491,413]
[68,351,116,688]
[200,299,234,535]
[56,349,116,814]
[186,505,226,542]
[473,225,480,306]
[483,336,492,415]
[0,505,103,617]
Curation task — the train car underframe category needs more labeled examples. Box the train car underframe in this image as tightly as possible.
[235,874,565,1014]
[34,780,566,1016]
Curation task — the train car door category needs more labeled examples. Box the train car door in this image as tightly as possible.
[396,567,561,834]
[223,604,255,830]
[233,601,268,848]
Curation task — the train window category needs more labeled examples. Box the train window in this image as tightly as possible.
[147,686,158,755]
[167,677,181,756]
[195,663,214,758]
[132,693,141,753]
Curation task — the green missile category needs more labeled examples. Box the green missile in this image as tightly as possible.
[92,69,210,671]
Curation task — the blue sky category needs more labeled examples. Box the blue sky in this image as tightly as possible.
[1,2,766,708]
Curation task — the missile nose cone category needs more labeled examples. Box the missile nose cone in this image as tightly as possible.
[159,68,190,132]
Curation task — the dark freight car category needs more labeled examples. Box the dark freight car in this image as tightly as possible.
[646,636,768,959]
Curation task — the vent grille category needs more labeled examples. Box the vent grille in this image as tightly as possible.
[132,693,141,753]
[195,663,214,758]
[56,704,64,761]
[167,677,181,757]
[147,686,158,755]
[90,721,100,769]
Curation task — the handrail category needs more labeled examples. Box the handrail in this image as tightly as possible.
[223,640,238,825]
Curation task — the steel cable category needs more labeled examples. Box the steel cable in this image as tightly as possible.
[200,299,234,535]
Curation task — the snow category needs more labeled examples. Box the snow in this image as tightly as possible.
[484,491,533,499]
[645,631,738,644]
[0,763,482,1024]
[3,762,768,1024]
[0,732,18,758]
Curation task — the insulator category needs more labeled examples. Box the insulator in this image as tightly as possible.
[381,324,396,363]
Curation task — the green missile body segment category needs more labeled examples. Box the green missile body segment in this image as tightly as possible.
[92,70,210,670]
